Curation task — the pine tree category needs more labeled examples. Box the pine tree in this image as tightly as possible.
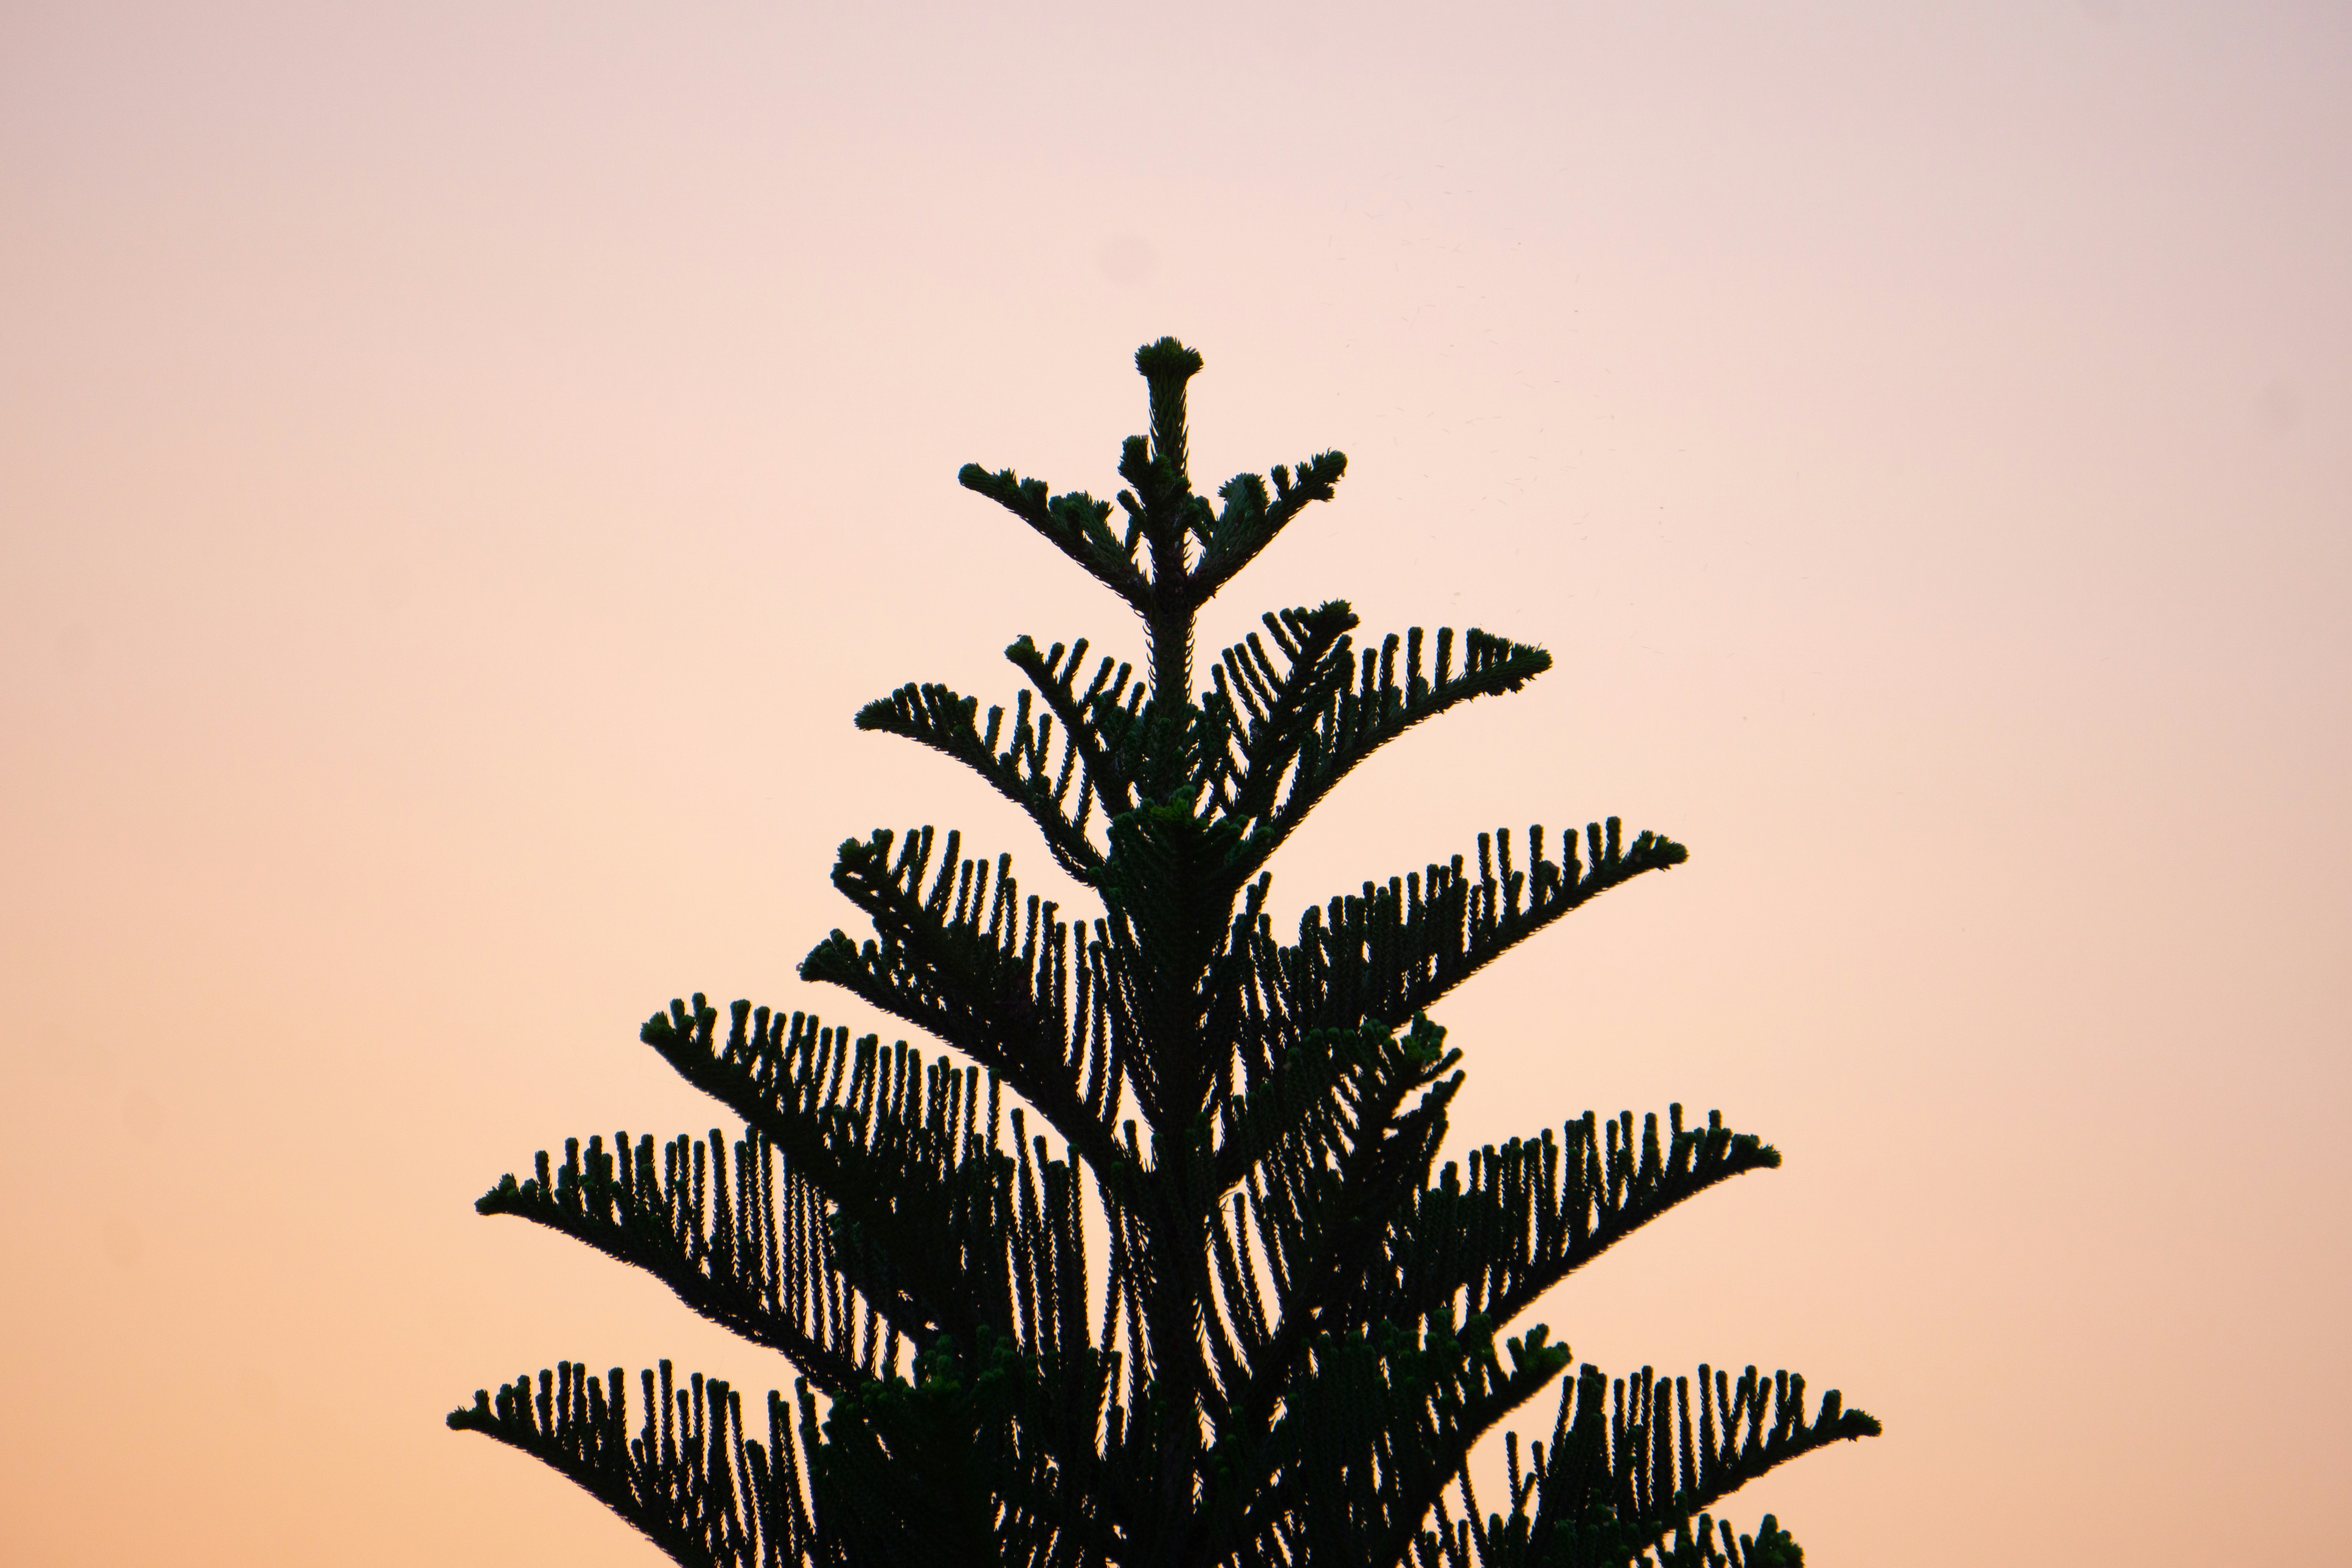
[450,338,1880,1567]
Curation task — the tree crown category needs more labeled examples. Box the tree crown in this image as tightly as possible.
[450,338,1877,1568]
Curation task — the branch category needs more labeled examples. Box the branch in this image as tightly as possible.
[853,673,1107,878]
[483,1001,1076,1385]
[1371,1105,1782,1336]
[1195,602,1359,833]
[1424,1360,1880,1568]
[1219,624,1555,882]
[1211,1020,1465,1456]
[1003,632,1149,825]
[799,828,1134,1179]
[959,465,1150,611]
[449,1361,815,1568]
[474,1123,895,1396]
[1187,452,1349,608]
[1229,1312,1572,1566]
[1247,818,1688,1045]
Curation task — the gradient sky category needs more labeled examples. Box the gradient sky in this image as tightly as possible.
[4,4,2347,1564]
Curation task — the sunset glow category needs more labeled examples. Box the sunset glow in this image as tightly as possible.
[3,5,2346,1564]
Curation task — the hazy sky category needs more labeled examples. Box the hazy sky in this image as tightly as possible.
[4,4,2347,1564]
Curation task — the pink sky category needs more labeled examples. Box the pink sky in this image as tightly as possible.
[4,4,2347,1564]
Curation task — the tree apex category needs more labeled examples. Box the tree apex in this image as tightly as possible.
[1134,336,1204,381]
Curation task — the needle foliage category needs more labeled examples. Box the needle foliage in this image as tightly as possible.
[451,339,1878,1567]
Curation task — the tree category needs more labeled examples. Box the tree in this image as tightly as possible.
[450,338,1880,1568]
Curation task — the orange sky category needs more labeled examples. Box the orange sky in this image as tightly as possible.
[4,4,2347,1564]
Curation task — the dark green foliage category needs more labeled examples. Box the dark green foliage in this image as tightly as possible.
[451,339,1877,1565]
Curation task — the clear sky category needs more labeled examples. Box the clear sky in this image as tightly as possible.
[3,3,2346,1564]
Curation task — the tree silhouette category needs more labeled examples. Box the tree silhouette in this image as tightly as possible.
[450,338,1879,1567]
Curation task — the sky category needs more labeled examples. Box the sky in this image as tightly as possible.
[2,2,2347,1564]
